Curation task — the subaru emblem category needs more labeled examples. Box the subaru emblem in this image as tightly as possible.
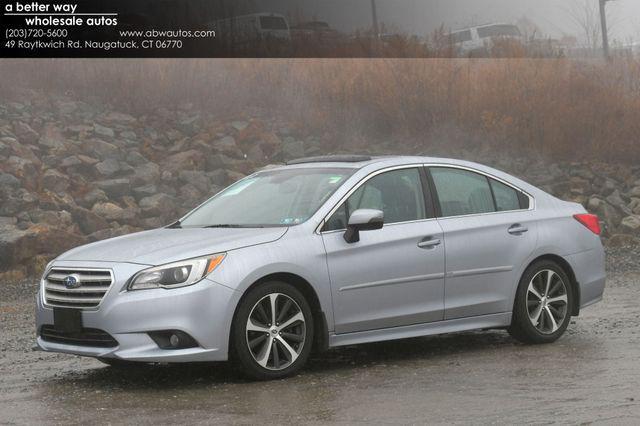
[63,274,81,289]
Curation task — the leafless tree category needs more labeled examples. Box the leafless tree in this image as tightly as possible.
[565,0,602,50]
[565,0,621,51]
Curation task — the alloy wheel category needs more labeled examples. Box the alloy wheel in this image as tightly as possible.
[526,269,568,334]
[245,293,306,370]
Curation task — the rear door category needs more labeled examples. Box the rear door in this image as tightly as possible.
[427,166,537,319]
[321,166,445,334]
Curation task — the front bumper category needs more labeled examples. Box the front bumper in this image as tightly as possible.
[36,260,241,362]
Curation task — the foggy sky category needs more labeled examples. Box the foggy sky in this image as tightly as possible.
[275,0,640,44]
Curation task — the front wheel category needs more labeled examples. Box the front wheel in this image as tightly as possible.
[508,260,573,344]
[231,281,314,380]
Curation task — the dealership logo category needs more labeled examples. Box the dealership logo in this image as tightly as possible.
[63,274,82,289]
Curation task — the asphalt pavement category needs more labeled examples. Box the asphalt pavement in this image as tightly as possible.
[1,249,639,425]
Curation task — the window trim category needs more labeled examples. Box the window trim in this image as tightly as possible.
[425,165,535,220]
[317,164,436,234]
[317,163,535,234]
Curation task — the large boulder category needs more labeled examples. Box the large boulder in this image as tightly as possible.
[178,170,210,193]
[0,223,85,273]
[95,158,122,177]
[282,137,305,160]
[162,150,205,173]
[28,209,74,228]
[139,193,177,216]
[83,138,119,159]
[38,124,68,151]
[42,169,70,193]
[629,186,640,198]
[93,123,115,139]
[0,173,20,190]
[91,202,136,222]
[5,156,39,190]
[212,135,243,158]
[132,184,158,200]
[126,150,149,166]
[12,121,39,144]
[620,216,640,235]
[130,162,160,185]
[70,206,110,234]
[94,178,131,198]
[0,189,38,217]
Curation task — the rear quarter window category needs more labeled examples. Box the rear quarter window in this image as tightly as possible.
[489,179,521,211]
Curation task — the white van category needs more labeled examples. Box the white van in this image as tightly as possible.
[211,13,290,46]
[449,23,522,55]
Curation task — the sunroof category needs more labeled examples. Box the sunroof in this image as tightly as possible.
[286,155,372,165]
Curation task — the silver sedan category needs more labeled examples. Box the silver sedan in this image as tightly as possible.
[36,155,605,380]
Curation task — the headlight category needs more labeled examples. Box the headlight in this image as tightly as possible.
[42,260,54,279]
[127,254,226,291]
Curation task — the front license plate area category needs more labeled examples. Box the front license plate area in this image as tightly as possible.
[53,308,83,334]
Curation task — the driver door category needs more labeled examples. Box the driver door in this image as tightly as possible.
[321,167,445,334]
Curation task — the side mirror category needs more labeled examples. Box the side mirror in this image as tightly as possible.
[344,209,384,243]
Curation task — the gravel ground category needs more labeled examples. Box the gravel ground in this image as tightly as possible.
[1,248,639,425]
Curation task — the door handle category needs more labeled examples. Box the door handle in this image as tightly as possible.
[418,237,441,249]
[508,224,528,235]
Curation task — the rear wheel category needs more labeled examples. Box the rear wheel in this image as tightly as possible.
[508,260,573,344]
[231,281,314,380]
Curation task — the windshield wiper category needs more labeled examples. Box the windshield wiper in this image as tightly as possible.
[166,220,182,229]
[202,224,247,228]
[202,224,269,229]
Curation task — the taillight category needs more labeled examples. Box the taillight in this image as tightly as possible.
[573,213,601,235]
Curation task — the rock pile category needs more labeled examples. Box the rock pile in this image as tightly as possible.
[0,94,325,279]
[0,93,638,279]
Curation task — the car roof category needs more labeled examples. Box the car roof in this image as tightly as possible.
[269,155,547,200]
[452,22,516,33]
[277,155,463,169]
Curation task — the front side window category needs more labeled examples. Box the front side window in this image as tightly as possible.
[324,168,426,231]
[180,168,353,228]
[430,167,495,217]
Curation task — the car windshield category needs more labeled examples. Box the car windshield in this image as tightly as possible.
[260,16,288,30]
[477,25,521,39]
[179,168,354,228]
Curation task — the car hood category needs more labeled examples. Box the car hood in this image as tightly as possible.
[56,227,288,266]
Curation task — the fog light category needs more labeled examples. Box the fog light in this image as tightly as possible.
[169,334,180,348]
[148,330,198,350]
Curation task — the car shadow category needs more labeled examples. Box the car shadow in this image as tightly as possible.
[308,329,515,373]
[44,329,517,390]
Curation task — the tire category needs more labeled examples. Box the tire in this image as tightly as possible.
[230,281,314,380]
[508,260,574,344]
[97,357,141,368]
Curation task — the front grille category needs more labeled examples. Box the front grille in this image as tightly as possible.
[44,268,113,309]
[40,325,119,348]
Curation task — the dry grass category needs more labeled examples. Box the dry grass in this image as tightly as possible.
[1,57,639,162]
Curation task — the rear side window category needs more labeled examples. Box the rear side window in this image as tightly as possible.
[260,16,287,30]
[490,179,521,211]
[323,168,427,231]
[450,30,472,44]
[430,168,495,217]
